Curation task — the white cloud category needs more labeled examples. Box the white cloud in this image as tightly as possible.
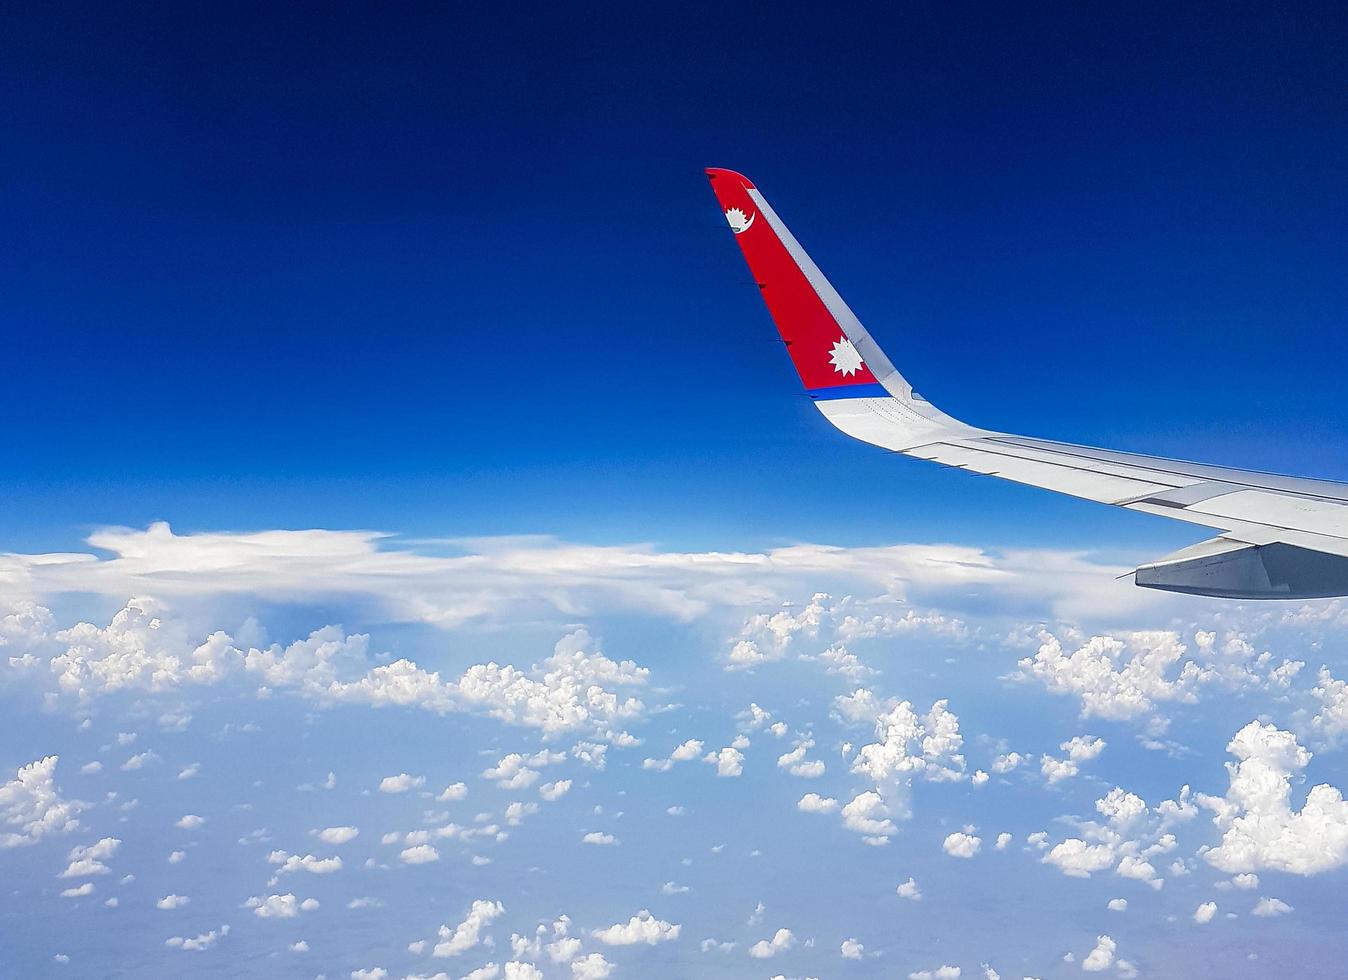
[581,832,616,846]
[400,844,440,864]
[1081,935,1116,972]
[1193,901,1216,924]
[777,739,825,778]
[60,837,120,878]
[570,952,613,979]
[990,752,1026,774]
[591,910,680,946]
[896,877,922,900]
[908,967,961,980]
[1043,839,1115,878]
[539,780,572,801]
[379,773,425,794]
[267,850,343,874]
[1107,898,1127,911]
[156,894,190,910]
[430,899,505,957]
[316,826,359,845]
[747,927,795,958]
[60,882,94,898]
[1252,897,1292,917]
[120,751,159,771]
[994,833,1012,850]
[943,832,981,858]
[1,524,1162,644]
[165,924,229,951]
[1232,873,1258,890]
[168,850,185,864]
[841,792,896,844]
[175,814,204,830]
[797,793,838,814]
[703,747,744,778]
[246,893,319,918]
[0,756,84,848]
[841,938,864,959]
[1199,721,1348,874]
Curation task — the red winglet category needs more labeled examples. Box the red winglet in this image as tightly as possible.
[706,168,879,393]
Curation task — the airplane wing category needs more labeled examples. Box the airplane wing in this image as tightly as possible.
[706,167,1348,600]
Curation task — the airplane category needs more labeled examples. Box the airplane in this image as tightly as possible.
[706,167,1348,600]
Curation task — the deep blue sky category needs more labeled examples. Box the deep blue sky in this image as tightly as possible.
[5,2,1347,554]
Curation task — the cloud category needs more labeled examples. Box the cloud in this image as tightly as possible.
[841,792,896,844]
[570,952,614,979]
[1252,897,1292,917]
[943,832,981,858]
[843,694,967,824]
[841,938,864,959]
[777,739,825,779]
[400,844,440,864]
[0,756,83,848]
[432,899,505,956]
[908,967,960,980]
[438,782,468,801]
[245,894,319,918]
[747,928,795,958]
[581,832,616,846]
[591,910,680,946]
[1199,721,1348,874]
[797,793,838,814]
[896,877,922,900]
[267,850,343,874]
[703,747,744,778]
[156,894,190,910]
[1082,935,1116,972]
[59,837,120,878]
[20,599,650,742]
[174,814,204,829]
[1193,901,1216,924]
[378,773,425,794]
[0,523,1163,636]
[539,780,572,801]
[60,882,94,898]
[315,826,359,845]
[165,925,229,951]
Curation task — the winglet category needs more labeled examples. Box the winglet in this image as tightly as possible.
[706,167,905,400]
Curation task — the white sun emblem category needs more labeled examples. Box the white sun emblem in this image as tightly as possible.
[724,207,755,234]
[828,337,864,376]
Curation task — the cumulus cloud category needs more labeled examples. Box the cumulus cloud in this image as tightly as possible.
[797,793,838,814]
[432,899,505,956]
[747,928,795,958]
[59,837,120,878]
[379,773,425,794]
[165,924,229,951]
[703,747,744,778]
[777,739,825,779]
[400,844,440,864]
[1193,901,1216,924]
[846,695,966,800]
[1082,935,1118,972]
[245,894,319,918]
[267,851,342,875]
[841,938,864,959]
[316,826,359,845]
[156,894,190,910]
[1252,897,1292,917]
[943,832,981,858]
[174,814,204,830]
[581,832,616,846]
[908,967,960,979]
[591,910,680,946]
[0,756,83,848]
[896,877,922,900]
[1199,721,1348,875]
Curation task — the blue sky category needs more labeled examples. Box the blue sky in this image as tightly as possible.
[4,4,1348,979]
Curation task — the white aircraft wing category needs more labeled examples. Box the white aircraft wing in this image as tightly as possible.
[706,167,1348,599]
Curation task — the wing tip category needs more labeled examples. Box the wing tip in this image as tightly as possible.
[705,167,756,189]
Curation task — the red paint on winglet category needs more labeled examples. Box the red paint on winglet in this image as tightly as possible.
[706,170,878,392]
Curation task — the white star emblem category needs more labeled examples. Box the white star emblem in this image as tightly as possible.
[724,207,755,234]
[828,337,864,376]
